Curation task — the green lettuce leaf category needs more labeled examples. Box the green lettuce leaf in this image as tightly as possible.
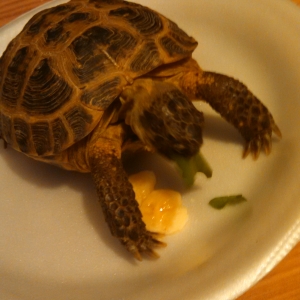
[209,195,247,209]
[171,152,212,187]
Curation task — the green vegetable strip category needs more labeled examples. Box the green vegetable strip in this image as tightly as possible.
[209,194,247,209]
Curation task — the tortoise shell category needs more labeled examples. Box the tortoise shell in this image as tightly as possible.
[0,0,197,157]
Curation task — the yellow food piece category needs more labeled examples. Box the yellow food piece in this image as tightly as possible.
[140,190,188,234]
[129,171,188,235]
[128,171,156,204]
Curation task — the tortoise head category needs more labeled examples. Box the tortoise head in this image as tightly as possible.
[121,79,204,157]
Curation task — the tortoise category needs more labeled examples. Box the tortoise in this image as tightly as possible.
[0,0,281,260]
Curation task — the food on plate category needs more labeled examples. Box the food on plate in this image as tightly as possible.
[0,0,281,260]
[171,152,212,187]
[209,195,247,209]
[129,171,156,203]
[129,171,188,235]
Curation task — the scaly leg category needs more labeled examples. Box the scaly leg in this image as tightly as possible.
[88,124,164,260]
[179,69,281,158]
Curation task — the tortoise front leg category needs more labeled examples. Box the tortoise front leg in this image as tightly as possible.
[181,70,281,158]
[88,124,164,260]
[199,72,281,158]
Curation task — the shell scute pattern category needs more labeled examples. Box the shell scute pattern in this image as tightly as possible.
[2,46,32,109]
[13,118,31,153]
[130,41,162,72]
[168,20,198,48]
[42,10,100,49]
[70,25,137,69]
[44,21,71,45]
[52,117,69,154]
[22,58,73,115]
[0,0,198,158]
[23,3,83,38]
[68,29,113,88]
[160,36,190,57]
[159,21,198,57]
[31,121,51,155]
[108,5,163,36]
[72,51,108,85]
[0,113,12,144]
[64,105,93,142]
[25,13,48,36]
[80,76,122,108]
[89,0,120,5]
[66,11,96,23]
[106,30,137,60]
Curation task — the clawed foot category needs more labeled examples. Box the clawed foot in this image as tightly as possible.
[124,231,166,261]
[243,122,282,159]
[193,71,282,160]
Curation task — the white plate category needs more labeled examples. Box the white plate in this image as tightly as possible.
[1,0,300,299]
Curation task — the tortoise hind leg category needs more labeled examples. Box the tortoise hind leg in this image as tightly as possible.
[88,124,164,260]
[180,69,281,158]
